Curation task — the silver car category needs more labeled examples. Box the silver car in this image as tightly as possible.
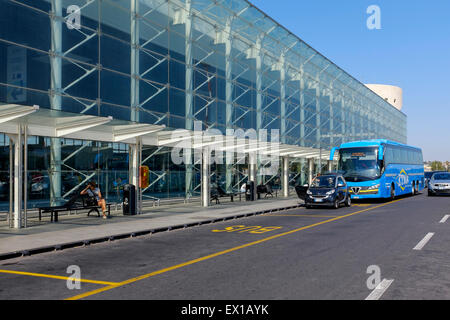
[428,172,450,196]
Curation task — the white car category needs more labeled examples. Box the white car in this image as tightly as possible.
[428,172,450,196]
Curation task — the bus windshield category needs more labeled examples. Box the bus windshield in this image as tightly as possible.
[338,147,381,182]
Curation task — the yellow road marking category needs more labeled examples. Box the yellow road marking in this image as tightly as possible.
[212,225,283,234]
[265,214,340,218]
[66,198,405,300]
[352,204,372,207]
[0,269,119,286]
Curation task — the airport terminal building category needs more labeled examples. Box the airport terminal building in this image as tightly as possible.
[0,0,407,227]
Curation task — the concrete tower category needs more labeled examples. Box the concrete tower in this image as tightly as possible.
[365,84,403,111]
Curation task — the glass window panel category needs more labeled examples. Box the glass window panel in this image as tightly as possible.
[139,0,169,28]
[168,115,184,129]
[62,26,98,65]
[139,80,168,114]
[168,29,185,62]
[100,35,131,74]
[61,95,98,116]
[0,41,51,93]
[100,0,131,42]
[14,0,51,11]
[61,58,98,101]
[0,1,51,51]
[169,87,185,117]
[140,49,168,84]
[169,58,186,90]
[139,20,169,55]
[100,70,130,106]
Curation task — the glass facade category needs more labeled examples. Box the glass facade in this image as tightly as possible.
[0,0,407,208]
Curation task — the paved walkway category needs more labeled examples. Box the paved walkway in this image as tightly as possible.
[0,196,303,259]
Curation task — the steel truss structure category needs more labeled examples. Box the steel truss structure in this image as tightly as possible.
[0,0,407,228]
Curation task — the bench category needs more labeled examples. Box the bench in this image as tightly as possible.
[38,195,111,222]
[257,184,275,199]
[211,186,237,204]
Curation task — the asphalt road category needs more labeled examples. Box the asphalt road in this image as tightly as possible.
[1,192,449,300]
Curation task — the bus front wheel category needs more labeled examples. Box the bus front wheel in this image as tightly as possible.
[390,185,395,201]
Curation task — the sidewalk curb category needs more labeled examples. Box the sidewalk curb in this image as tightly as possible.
[0,203,303,261]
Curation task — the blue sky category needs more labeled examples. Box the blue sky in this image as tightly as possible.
[251,0,450,161]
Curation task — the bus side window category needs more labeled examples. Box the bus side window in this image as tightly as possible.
[408,150,414,165]
[385,146,393,166]
[414,150,420,165]
[393,147,401,164]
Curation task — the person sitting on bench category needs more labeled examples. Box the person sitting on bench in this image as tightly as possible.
[81,181,107,219]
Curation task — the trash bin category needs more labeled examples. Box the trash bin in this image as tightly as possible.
[123,184,136,215]
[248,181,256,201]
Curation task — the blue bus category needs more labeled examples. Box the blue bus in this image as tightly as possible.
[330,140,424,200]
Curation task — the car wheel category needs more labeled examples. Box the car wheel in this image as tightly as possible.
[428,190,433,197]
[345,195,351,207]
[333,199,339,209]
[305,204,311,209]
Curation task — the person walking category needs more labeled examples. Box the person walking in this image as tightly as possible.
[81,181,108,219]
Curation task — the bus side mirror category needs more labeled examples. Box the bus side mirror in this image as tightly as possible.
[378,145,384,160]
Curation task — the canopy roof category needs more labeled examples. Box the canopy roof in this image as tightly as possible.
[0,104,332,160]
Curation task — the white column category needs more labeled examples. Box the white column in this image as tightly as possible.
[129,139,141,213]
[249,152,257,182]
[299,77,305,147]
[308,158,314,185]
[8,140,13,228]
[50,0,62,206]
[131,0,140,122]
[225,22,233,193]
[23,125,28,228]
[282,156,289,197]
[351,93,356,140]
[185,0,194,197]
[255,38,263,185]
[13,125,23,229]
[316,86,321,148]
[341,96,346,143]
[280,58,286,144]
[329,94,334,147]
[129,144,138,187]
[327,160,333,173]
[201,148,210,207]
[300,158,306,186]
[249,152,257,200]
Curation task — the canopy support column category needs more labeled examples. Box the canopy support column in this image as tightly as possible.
[13,125,23,229]
[308,158,314,185]
[327,160,333,173]
[282,156,290,197]
[129,138,142,213]
[8,138,13,228]
[249,152,257,200]
[201,148,210,207]
[50,0,62,207]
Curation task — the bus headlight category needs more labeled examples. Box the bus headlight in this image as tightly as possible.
[368,184,380,190]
